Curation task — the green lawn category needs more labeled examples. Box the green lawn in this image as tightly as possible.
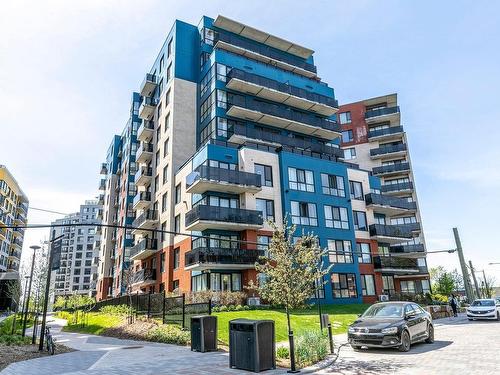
[62,313,123,335]
[0,314,34,336]
[214,304,369,344]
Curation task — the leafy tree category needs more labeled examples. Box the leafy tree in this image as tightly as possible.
[481,275,496,298]
[430,266,461,295]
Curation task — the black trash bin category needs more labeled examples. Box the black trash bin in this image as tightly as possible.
[191,315,217,352]
[229,319,275,372]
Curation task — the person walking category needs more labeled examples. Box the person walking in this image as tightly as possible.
[449,294,458,317]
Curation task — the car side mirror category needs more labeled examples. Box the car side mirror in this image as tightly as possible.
[405,314,415,320]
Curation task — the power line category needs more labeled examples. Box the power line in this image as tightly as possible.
[28,207,70,216]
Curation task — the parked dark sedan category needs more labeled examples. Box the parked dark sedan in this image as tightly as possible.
[348,302,434,352]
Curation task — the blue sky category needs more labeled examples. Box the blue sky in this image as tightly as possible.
[1,0,500,285]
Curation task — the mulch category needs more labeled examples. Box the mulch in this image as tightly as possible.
[0,343,75,371]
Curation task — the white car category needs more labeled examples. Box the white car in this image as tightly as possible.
[466,299,500,321]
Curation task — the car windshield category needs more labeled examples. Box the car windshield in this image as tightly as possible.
[471,300,495,307]
[362,304,403,318]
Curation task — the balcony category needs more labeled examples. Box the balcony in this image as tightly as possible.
[370,143,407,159]
[131,267,157,285]
[226,69,337,116]
[369,223,420,244]
[100,163,108,175]
[226,95,340,140]
[133,191,152,211]
[12,228,24,237]
[139,97,158,120]
[185,247,264,271]
[136,142,154,164]
[365,106,400,124]
[365,193,417,216]
[98,194,104,205]
[99,179,106,190]
[390,244,425,256]
[373,256,428,275]
[186,165,262,195]
[228,122,344,160]
[139,73,157,97]
[368,126,405,141]
[9,248,22,260]
[185,205,263,232]
[11,238,23,249]
[96,208,103,220]
[131,210,158,234]
[16,203,28,216]
[372,162,410,177]
[381,181,414,196]
[135,166,153,187]
[130,238,158,261]
[137,120,155,142]
[214,32,317,78]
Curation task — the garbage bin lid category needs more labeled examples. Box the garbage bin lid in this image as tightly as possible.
[229,318,274,325]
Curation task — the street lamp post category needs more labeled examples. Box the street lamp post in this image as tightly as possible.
[22,245,40,337]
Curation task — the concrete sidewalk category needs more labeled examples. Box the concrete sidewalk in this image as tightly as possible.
[2,316,287,375]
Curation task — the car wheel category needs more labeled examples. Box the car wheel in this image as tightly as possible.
[398,330,411,352]
[497,312,500,322]
[468,318,473,321]
[425,324,434,344]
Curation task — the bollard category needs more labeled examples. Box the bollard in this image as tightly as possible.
[327,323,334,354]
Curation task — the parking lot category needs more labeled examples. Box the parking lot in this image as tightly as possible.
[319,315,500,374]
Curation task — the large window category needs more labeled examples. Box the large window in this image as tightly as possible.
[327,240,353,263]
[344,148,356,160]
[331,273,357,298]
[324,206,349,229]
[321,173,345,197]
[174,214,180,233]
[361,274,376,296]
[254,164,273,187]
[400,280,416,294]
[357,242,372,263]
[342,130,353,143]
[382,275,395,294]
[256,199,275,222]
[353,211,368,231]
[291,201,317,226]
[173,248,180,269]
[288,167,314,192]
[175,184,181,205]
[339,111,351,124]
[257,235,271,257]
[349,181,364,200]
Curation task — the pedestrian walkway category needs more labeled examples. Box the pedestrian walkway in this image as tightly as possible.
[2,316,287,375]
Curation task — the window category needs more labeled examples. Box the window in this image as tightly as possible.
[172,280,179,291]
[232,273,242,291]
[331,273,357,298]
[400,280,416,294]
[339,111,351,124]
[327,240,353,263]
[166,89,171,106]
[357,243,372,263]
[324,206,349,229]
[175,184,181,204]
[166,63,172,81]
[174,214,180,233]
[257,235,271,257]
[341,130,353,143]
[421,279,431,294]
[173,248,180,269]
[256,199,275,222]
[165,113,170,132]
[164,139,169,157]
[160,252,165,273]
[192,274,208,292]
[163,165,169,184]
[288,167,314,192]
[167,38,173,57]
[353,211,367,231]
[254,164,273,187]
[291,201,317,226]
[349,181,364,200]
[162,193,168,213]
[382,275,395,293]
[161,221,166,242]
[321,173,345,197]
[344,148,356,160]
[361,275,376,296]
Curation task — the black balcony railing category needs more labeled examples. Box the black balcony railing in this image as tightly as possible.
[372,162,410,175]
[374,255,427,273]
[132,210,158,228]
[381,182,414,193]
[129,238,158,259]
[228,94,339,133]
[138,142,154,154]
[365,106,400,119]
[215,32,317,73]
[9,249,21,259]
[390,244,425,255]
[370,143,407,157]
[368,126,404,139]
[185,205,263,227]
[186,165,261,190]
[229,122,344,159]
[138,120,155,134]
[132,267,157,284]
[99,179,106,190]
[140,73,157,92]
[227,69,337,108]
[133,192,152,207]
[185,247,265,267]
[135,166,153,181]
[369,224,418,239]
[365,193,417,211]
[141,96,158,107]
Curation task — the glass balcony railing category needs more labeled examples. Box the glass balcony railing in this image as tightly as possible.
[132,210,158,228]
[133,192,152,207]
[372,162,410,175]
[185,205,263,227]
[185,247,265,267]
[381,181,414,193]
[131,267,157,284]
[135,166,153,181]
[365,106,400,119]
[370,143,407,157]
[369,223,420,239]
[137,142,154,155]
[368,126,404,139]
[186,165,261,190]
[140,73,157,95]
[390,244,425,255]
[374,255,427,274]
[365,193,417,211]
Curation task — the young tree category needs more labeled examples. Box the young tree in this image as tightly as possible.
[255,220,331,371]
[481,275,496,298]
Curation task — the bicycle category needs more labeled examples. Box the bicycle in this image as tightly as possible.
[45,326,56,355]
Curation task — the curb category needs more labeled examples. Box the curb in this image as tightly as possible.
[298,353,339,374]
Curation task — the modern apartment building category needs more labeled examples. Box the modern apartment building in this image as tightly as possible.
[50,200,101,297]
[338,95,430,297]
[0,165,29,310]
[95,15,429,304]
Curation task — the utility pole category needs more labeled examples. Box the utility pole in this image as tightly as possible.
[468,261,481,299]
[453,228,474,303]
[482,270,490,298]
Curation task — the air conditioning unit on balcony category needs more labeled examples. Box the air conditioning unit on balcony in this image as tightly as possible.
[379,294,389,302]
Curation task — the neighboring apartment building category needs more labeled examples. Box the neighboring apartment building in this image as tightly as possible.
[50,200,101,297]
[0,165,29,310]
[338,94,430,298]
[96,15,429,304]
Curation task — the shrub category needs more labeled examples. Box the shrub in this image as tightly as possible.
[234,305,243,311]
[57,311,73,321]
[186,290,247,306]
[0,334,31,346]
[211,306,220,313]
[295,330,329,368]
[430,293,449,304]
[242,305,250,310]
[218,306,228,312]
[226,305,236,311]
[99,304,134,315]
[276,346,289,359]
[147,325,190,345]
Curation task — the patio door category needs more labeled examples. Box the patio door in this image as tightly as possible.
[221,274,231,292]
